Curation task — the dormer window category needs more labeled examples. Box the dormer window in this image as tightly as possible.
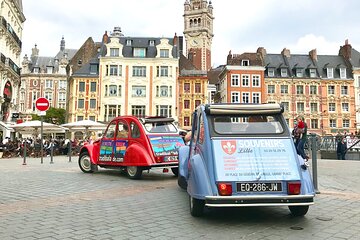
[327,68,334,78]
[149,40,155,46]
[46,66,53,74]
[309,68,316,78]
[268,68,274,77]
[340,68,346,79]
[134,48,146,58]
[126,39,132,46]
[110,48,119,57]
[296,69,303,77]
[281,68,288,77]
[33,67,39,73]
[160,49,169,58]
[241,60,249,66]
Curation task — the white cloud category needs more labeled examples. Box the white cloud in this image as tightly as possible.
[288,34,341,55]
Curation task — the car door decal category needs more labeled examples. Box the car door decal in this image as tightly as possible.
[113,140,128,162]
[149,135,184,156]
[99,140,113,161]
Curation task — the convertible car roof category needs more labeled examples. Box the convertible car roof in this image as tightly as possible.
[139,117,175,124]
[204,103,284,115]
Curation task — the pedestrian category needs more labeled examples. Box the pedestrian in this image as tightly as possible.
[295,116,308,160]
[336,137,347,160]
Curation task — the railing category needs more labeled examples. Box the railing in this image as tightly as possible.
[0,52,20,76]
[0,16,22,48]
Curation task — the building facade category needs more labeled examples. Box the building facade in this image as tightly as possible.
[0,0,24,138]
[20,38,77,121]
[96,27,179,123]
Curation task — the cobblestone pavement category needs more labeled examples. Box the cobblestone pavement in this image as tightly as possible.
[0,156,359,240]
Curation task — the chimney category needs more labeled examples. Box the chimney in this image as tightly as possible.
[102,31,109,43]
[226,50,233,65]
[281,48,290,58]
[173,33,177,46]
[257,47,267,61]
[309,49,317,61]
[339,39,352,60]
[31,44,39,57]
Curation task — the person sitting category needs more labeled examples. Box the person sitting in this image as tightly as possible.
[117,124,129,138]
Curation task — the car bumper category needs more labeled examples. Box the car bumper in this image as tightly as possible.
[205,194,314,207]
[150,162,178,168]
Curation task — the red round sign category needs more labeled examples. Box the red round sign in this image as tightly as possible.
[35,97,50,111]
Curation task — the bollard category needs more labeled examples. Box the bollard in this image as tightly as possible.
[22,141,27,165]
[50,139,54,164]
[68,141,72,162]
[310,134,320,194]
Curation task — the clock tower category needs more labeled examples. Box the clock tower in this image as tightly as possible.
[183,0,214,71]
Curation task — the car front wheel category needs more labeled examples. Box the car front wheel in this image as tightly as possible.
[171,167,178,176]
[289,205,309,216]
[189,196,205,217]
[79,152,94,173]
[126,166,143,179]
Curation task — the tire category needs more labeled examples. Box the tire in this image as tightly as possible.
[289,205,309,216]
[189,196,205,217]
[178,175,187,190]
[171,167,179,177]
[78,152,94,173]
[126,166,143,179]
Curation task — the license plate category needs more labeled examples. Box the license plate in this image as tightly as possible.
[164,156,178,162]
[237,182,282,192]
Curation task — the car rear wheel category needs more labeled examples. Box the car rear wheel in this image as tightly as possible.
[189,196,205,217]
[289,205,309,216]
[79,152,94,173]
[171,167,178,176]
[126,166,143,179]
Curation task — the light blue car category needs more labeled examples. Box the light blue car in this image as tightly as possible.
[178,103,315,217]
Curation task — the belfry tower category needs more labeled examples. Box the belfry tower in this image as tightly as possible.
[183,0,214,71]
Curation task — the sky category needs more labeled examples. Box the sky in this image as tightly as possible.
[21,0,360,67]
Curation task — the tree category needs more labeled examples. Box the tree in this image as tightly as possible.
[31,107,66,124]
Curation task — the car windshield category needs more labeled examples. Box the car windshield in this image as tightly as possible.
[212,115,284,134]
[143,122,178,133]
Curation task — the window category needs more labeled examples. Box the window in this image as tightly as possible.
[44,92,52,102]
[252,75,260,87]
[78,99,84,109]
[297,102,304,112]
[132,105,146,117]
[296,69,303,77]
[296,85,304,94]
[59,80,67,89]
[268,68,274,77]
[329,103,336,112]
[195,100,201,108]
[281,102,289,111]
[184,83,190,92]
[58,92,66,102]
[342,103,349,112]
[149,40,155,46]
[328,85,335,95]
[329,119,336,128]
[45,79,53,89]
[341,86,348,95]
[252,93,260,103]
[132,86,146,97]
[157,66,168,77]
[134,48,146,57]
[241,75,249,87]
[231,92,240,103]
[109,85,117,96]
[267,85,275,94]
[90,64,98,74]
[231,74,240,86]
[90,99,96,109]
[195,83,201,93]
[156,105,172,117]
[184,100,190,109]
[46,66,53,74]
[160,49,169,58]
[310,103,318,112]
[110,48,119,57]
[309,69,317,78]
[343,119,350,128]
[77,116,84,121]
[340,68,346,79]
[241,60,249,66]
[89,116,95,121]
[311,119,318,129]
[126,40,132,46]
[33,67,39,73]
[327,68,334,78]
[184,117,190,127]
[133,66,146,77]
[160,86,170,97]
[310,85,317,95]
[242,93,249,103]
[107,105,118,120]
[280,85,288,94]
[79,82,85,92]
[109,65,118,76]
[281,68,287,77]
[90,82,96,92]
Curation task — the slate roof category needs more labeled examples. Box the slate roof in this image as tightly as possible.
[72,57,99,77]
[316,55,352,79]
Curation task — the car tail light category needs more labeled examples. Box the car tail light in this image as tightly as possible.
[217,183,232,196]
[155,156,164,163]
[287,182,301,195]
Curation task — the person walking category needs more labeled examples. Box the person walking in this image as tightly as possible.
[296,116,308,160]
[336,137,347,160]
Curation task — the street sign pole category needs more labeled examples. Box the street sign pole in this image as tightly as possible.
[35,98,50,164]
[41,115,44,164]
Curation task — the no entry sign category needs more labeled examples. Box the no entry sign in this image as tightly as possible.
[35,97,50,111]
